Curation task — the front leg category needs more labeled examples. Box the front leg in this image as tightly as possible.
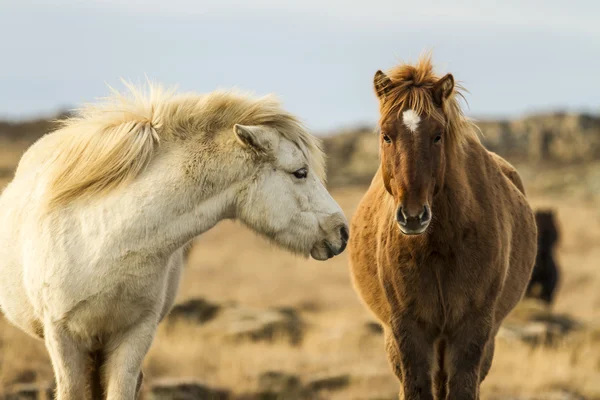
[44,320,88,400]
[103,313,158,400]
[447,318,492,400]
[392,316,436,400]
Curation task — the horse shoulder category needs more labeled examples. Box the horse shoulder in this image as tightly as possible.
[349,167,392,325]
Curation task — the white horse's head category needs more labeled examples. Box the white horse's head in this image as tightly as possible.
[233,124,348,260]
[39,85,348,260]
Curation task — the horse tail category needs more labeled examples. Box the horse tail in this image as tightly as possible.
[89,350,105,400]
[435,339,448,400]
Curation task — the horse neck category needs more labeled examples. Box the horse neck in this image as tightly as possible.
[431,139,474,234]
[94,144,247,257]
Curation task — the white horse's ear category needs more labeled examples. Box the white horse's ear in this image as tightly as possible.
[233,124,272,153]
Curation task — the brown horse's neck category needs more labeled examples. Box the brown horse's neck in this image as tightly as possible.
[434,142,472,227]
[431,181,470,239]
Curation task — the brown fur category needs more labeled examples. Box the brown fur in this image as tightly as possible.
[349,54,537,399]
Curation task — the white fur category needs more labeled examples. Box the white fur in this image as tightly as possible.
[402,109,421,133]
[0,88,347,400]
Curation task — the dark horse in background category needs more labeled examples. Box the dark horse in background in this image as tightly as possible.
[526,210,561,305]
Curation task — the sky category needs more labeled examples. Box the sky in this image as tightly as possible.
[0,0,599,132]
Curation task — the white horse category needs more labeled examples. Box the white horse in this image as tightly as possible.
[0,83,348,400]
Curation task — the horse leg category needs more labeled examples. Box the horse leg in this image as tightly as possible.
[447,319,491,400]
[88,350,143,399]
[392,316,435,400]
[384,328,403,380]
[44,321,87,400]
[433,339,447,400]
[89,350,105,400]
[103,316,157,400]
[383,328,405,399]
[541,261,559,305]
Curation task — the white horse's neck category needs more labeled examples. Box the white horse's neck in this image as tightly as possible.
[77,146,248,261]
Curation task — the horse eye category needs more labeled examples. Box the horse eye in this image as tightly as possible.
[383,135,392,144]
[293,168,308,179]
[433,134,442,143]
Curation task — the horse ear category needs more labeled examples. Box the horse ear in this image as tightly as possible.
[432,73,454,105]
[374,70,393,100]
[233,124,272,153]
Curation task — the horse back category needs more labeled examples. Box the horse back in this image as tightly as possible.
[487,150,526,196]
[13,128,72,180]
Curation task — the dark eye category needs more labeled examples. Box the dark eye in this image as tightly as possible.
[433,134,442,144]
[293,167,308,179]
[383,135,392,144]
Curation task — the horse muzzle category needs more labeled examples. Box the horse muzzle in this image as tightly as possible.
[396,204,431,235]
[310,225,349,260]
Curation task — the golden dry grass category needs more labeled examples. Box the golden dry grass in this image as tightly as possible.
[1,163,600,398]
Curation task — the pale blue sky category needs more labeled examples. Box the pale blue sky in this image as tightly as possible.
[1,0,599,131]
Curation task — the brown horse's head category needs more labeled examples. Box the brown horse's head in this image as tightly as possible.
[373,56,467,235]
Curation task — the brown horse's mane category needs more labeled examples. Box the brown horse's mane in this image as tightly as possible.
[377,53,480,154]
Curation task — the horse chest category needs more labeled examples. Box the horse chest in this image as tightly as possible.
[384,244,489,330]
[31,247,171,338]
[393,257,447,323]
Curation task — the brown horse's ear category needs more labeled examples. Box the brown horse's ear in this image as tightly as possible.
[374,70,393,100]
[432,73,454,106]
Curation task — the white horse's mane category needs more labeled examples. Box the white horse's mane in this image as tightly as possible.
[44,81,325,210]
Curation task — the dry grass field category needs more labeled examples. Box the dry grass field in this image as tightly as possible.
[1,137,600,399]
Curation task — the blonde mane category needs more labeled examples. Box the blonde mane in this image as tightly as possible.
[378,53,480,149]
[45,82,325,210]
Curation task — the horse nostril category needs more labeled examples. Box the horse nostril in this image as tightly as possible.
[396,207,407,226]
[420,205,431,225]
[340,226,349,242]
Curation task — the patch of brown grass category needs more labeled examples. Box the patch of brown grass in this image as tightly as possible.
[0,317,53,396]
[483,330,600,398]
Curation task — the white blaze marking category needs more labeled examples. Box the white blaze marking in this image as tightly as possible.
[402,109,421,133]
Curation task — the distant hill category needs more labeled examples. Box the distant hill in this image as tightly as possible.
[0,112,70,142]
[322,112,600,187]
[2,111,599,192]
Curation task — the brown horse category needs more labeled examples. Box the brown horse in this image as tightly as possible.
[349,55,537,400]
